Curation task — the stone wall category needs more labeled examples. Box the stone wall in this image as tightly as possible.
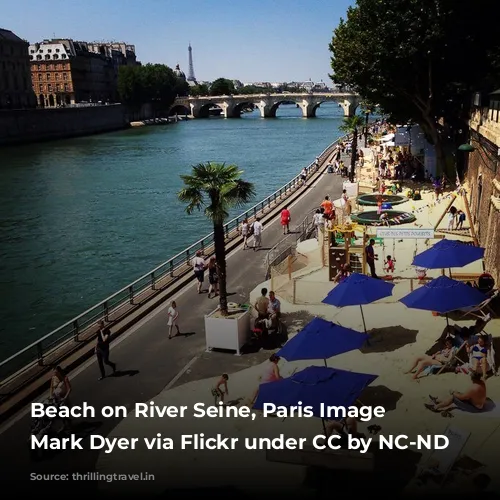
[0,104,128,146]
[466,109,500,285]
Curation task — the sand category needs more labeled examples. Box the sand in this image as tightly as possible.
[96,164,500,496]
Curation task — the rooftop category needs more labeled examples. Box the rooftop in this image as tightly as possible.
[0,28,26,44]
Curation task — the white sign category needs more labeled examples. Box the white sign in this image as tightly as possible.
[376,228,435,239]
[342,181,359,198]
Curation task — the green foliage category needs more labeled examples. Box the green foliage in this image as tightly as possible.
[189,83,209,96]
[178,163,255,314]
[339,115,364,182]
[329,0,500,173]
[178,162,255,225]
[118,63,185,109]
[210,78,236,96]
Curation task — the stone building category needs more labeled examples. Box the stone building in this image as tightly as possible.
[466,90,500,284]
[29,39,123,107]
[0,28,36,109]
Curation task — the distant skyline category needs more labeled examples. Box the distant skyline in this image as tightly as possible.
[2,0,354,83]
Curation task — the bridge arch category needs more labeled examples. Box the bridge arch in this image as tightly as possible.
[230,100,255,118]
[168,104,190,116]
[267,100,303,118]
[195,101,223,118]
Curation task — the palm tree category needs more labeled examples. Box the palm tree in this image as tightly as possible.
[178,162,255,316]
[339,115,365,182]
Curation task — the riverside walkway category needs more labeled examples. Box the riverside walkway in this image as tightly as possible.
[0,152,346,493]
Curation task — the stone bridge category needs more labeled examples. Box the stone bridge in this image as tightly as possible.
[169,92,361,119]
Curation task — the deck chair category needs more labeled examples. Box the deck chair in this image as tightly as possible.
[422,339,464,376]
[416,425,471,486]
[459,290,498,319]
[455,334,497,376]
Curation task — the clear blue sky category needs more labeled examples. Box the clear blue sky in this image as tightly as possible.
[2,0,353,83]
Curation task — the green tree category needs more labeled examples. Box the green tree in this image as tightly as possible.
[118,63,181,112]
[178,163,255,316]
[330,0,500,174]
[339,115,365,182]
[210,78,235,96]
[189,83,209,96]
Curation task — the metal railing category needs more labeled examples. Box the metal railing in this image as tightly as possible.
[265,208,320,278]
[0,136,343,385]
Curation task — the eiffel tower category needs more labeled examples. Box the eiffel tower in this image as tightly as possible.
[187,43,196,83]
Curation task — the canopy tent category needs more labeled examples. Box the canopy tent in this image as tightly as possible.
[378,133,395,142]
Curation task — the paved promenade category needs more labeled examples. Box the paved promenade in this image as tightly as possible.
[0,157,345,493]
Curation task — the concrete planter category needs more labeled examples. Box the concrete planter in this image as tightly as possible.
[205,306,251,356]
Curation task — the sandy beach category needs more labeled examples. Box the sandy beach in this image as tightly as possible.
[96,161,500,496]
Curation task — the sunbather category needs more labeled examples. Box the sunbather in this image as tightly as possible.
[425,372,487,413]
[406,339,456,379]
[436,317,487,344]
[467,334,490,380]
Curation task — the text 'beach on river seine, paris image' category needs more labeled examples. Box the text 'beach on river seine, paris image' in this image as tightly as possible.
[1,0,500,498]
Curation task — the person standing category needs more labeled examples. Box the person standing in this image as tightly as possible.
[300,167,307,185]
[252,217,263,251]
[365,238,379,278]
[447,207,457,230]
[241,218,250,249]
[207,256,219,298]
[167,301,180,339]
[191,250,206,294]
[456,210,466,230]
[281,206,291,235]
[96,320,117,381]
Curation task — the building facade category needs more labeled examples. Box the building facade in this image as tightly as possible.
[466,90,500,285]
[0,28,37,109]
[29,39,137,107]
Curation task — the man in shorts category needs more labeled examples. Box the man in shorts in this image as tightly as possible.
[425,372,487,413]
[191,250,206,294]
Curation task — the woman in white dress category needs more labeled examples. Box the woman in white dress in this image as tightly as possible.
[167,301,180,339]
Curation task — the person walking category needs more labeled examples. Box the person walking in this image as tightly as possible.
[207,256,219,298]
[167,300,180,339]
[96,320,117,381]
[321,195,333,217]
[241,218,250,249]
[365,238,379,278]
[313,209,323,239]
[49,366,72,429]
[252,217,263,251]
[281,206,291,235]
[191,250,206,294]
[211,374,229,404]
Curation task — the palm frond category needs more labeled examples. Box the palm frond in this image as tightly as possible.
[178,162,255,223]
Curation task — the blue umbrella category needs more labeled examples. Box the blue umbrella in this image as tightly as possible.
[322,272,395,332]
[412,239,485,269]
[253,366,377,431]
[277,317,368,366]
[400,275,486,325]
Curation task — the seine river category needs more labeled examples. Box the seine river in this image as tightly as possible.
[0,103,345,358]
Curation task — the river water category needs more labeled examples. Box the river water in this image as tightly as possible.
[0,103,345,358]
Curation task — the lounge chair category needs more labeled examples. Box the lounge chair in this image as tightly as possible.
[455,333,497,376]
[459,290,498,319]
